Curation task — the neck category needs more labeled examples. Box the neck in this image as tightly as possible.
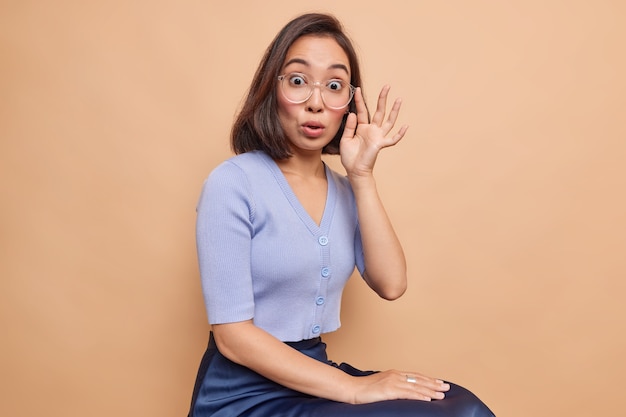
[275,152,325,179]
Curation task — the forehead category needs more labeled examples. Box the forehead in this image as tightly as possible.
[282,35,350,75]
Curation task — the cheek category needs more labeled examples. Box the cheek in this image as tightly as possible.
[277,96,300,122]
[328,108,347,126]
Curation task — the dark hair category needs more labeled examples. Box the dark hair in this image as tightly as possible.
[231,13,365,159]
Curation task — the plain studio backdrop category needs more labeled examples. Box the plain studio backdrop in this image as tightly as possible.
[1,1,625,416]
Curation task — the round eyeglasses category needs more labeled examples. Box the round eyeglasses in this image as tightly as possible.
[277,72,355,110]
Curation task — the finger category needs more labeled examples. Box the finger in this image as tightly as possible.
[384,124,408,148]
[402,372,449,391]
[371,85,390,126]
[410,386,446,401]
[406,372,445,383]
[353,87,369,125]
[403,378,448,401]
[376,125,408,151]
[381,97,403,134]
[341,112,358,140]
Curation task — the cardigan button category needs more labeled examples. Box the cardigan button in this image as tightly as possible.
[316,296,325,306]
[312,325,321,334]
[321,267,330,277]
[318,236,329,246]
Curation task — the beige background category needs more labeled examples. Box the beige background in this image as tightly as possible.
[1,1,625,416]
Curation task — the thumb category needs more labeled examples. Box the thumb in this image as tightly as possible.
[341,112,357,140]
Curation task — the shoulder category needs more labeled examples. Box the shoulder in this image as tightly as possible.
[199,151,275,205]
[206,151,270,183]
[212,151,267,173]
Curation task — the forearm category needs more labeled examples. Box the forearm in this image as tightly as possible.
[212,321,356,403]
[350,174,407,299]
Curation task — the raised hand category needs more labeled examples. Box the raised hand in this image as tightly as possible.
[339,85,409,179]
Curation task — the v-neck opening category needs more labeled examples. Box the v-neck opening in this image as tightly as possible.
[262,153,336,236]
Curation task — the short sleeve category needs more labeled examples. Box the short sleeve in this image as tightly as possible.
[196,161,256,324]
[354,221,365,276]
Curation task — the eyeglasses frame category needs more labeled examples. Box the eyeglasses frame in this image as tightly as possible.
[277,73,356,110]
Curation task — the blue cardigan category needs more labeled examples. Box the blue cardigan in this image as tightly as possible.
[196,150,365,342]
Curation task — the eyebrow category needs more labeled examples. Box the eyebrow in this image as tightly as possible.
[283,58,350,75]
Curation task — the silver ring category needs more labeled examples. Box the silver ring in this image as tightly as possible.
[406,376,417,384]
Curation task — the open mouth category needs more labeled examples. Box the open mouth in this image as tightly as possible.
[301,123,325,138]
[304,122,323,129]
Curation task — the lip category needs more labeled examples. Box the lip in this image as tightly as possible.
[301,121,325,138]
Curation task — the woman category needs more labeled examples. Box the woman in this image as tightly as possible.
[189,12,494,417]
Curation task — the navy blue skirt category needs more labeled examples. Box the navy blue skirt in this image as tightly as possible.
[188,333,494,417]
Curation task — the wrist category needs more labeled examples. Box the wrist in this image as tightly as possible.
[347,172,376,190]
[341,375,360,405]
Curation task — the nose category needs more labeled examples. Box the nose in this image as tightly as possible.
[305,86,324,113]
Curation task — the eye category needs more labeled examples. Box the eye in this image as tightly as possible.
[288,73,307,87]
[326,80,344,91]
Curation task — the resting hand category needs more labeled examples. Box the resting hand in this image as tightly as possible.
[350,369,450,404]
[339,85,408,179]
